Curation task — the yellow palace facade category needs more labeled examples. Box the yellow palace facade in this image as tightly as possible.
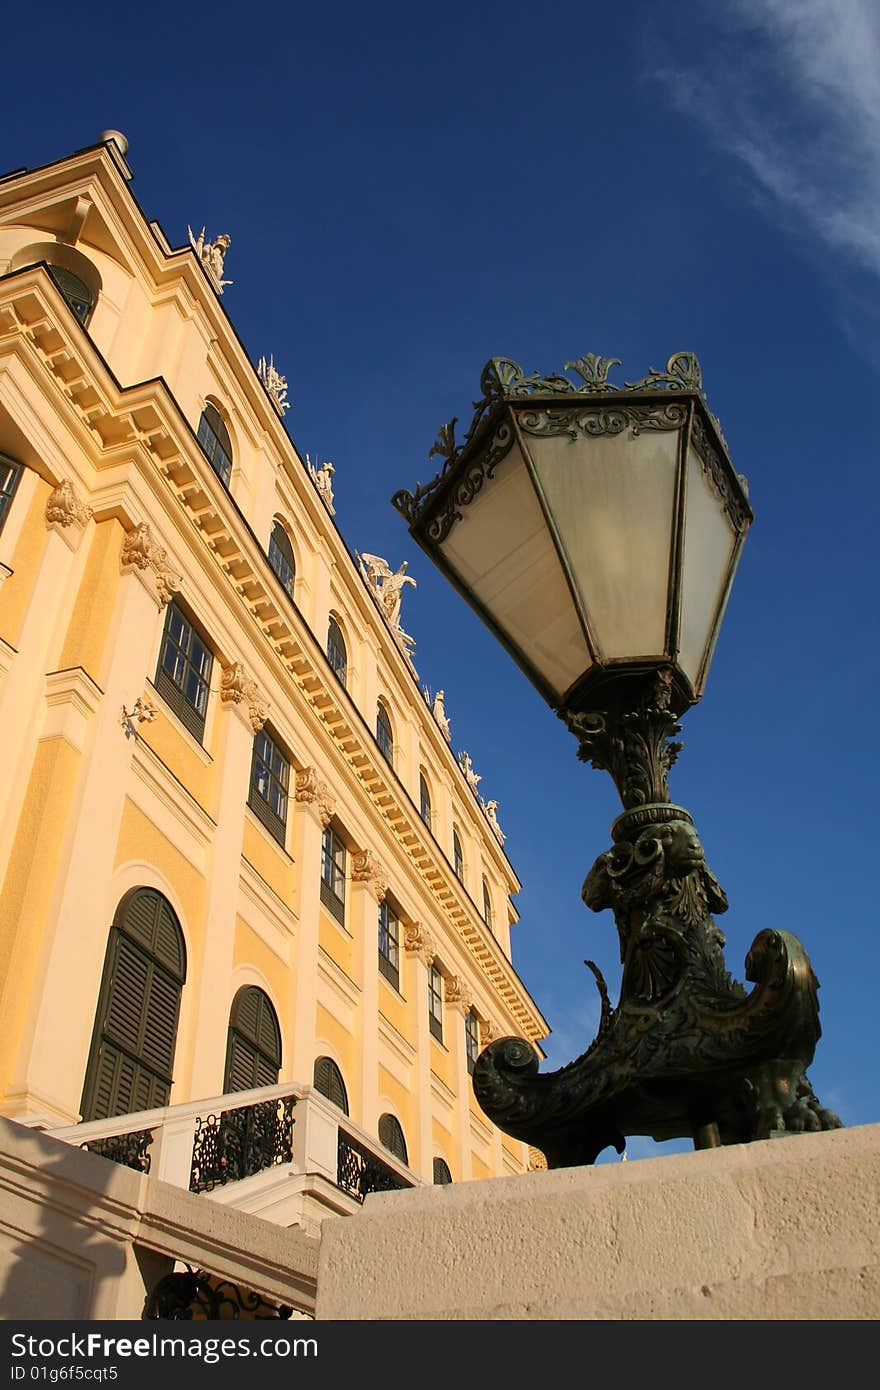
[0,134,548,1214]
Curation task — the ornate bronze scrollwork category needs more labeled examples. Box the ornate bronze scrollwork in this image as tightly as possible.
[474,673,841,1166]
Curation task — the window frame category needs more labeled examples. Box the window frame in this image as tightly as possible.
[268,520,295,598]
[326,615,348,688]
[154,600,214,743]
[248,726,290,848]
[320,824,346,926]
[428,963,444,1043]
[482,878,494,933]
[0,454,23,536]
[419,772,432,831]
[197,403,233,489]
[453,829,464,883]
[465,1008,480,1076]
[376,701,394,767]
[378,899,400,990]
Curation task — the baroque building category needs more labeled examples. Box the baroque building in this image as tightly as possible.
[0,132,548,1250]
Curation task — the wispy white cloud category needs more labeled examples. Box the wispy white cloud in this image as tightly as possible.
[654,0,880,273]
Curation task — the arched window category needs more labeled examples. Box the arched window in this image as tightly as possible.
[482,878,494,932]
[379,1113,408,1165]
[313,1056,349,1115]
[268,521,295,597]
[197,403,233,488]
[419,772,432,830]
[47,265,95,326]
[433,1157,453,1185]
[224,986,282,1092]
[10,243,101,330]
[327,616,347,688]
[376,702,393,765]
[81,889,186,1121]
[453,829,464,882]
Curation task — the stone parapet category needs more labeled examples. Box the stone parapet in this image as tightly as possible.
[316,1123,880,1320]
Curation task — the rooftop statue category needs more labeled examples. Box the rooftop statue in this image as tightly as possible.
[307,456,335,515]
[257,355,290,415]
[187,226,232,294]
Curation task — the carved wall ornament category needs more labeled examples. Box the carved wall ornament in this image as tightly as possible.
[220,662,270,731]
[479,1018,499,1048]
[257,355,290,416]
[188,226,232,294]
[45,479,92,530]
[121,523,182,606]
[306,455,336,515]
[528,1146,548,1172]
[403,921,436,966]
[351,849,388,901]
[294,766,319,803]
[120,692,159,739]
[444,975,473,1016]
[295,766,335,825]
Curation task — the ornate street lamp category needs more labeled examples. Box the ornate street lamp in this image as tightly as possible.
[393,351,840,1166]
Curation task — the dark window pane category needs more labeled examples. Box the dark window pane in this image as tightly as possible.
[0,456,23,535]
[197,405,232,488]
[268,522,295,597]
[327,618,347,687]
[155,602,214,742]
[47,265,95,325]
[376,704,393,765]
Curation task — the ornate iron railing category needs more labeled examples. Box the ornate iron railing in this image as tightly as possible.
[337,1129,414,1203]
[189,1095,296,1194]
[81,1128,153,1174]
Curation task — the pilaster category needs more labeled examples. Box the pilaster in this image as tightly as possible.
[350,848,387,1135]
[2,521,170,1121]
[188,662,269,1096]
[404,921,436,1182]
[445,975,475,1183]
[289,766,335,1084]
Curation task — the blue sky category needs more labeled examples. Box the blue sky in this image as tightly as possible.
[6,0,878,1158]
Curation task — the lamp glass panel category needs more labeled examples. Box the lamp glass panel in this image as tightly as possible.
[527,426,680,659]
[678,446,739,688]
[438,441,590,699]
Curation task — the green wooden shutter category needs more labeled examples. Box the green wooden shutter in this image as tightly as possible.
[81,890,185,1122]
[223,987,281,1093]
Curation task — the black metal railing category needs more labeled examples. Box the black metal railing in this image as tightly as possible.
[189,1095,296,1193]
[337,1129,415,1203]
[81,1129,154,1174]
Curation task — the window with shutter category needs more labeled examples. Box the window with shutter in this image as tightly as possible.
[313,1056,349,1115]
[378,1112,408,1165]
[223,986,282,1093]
[81,889,186,1122]
[433,1157,453,1185]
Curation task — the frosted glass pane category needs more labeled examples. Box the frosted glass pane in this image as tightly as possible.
[529,427,680,659]
[679,447,738,687]
[440,444,589,699]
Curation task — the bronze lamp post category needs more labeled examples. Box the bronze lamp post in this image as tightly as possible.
[393,351,840,1167]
